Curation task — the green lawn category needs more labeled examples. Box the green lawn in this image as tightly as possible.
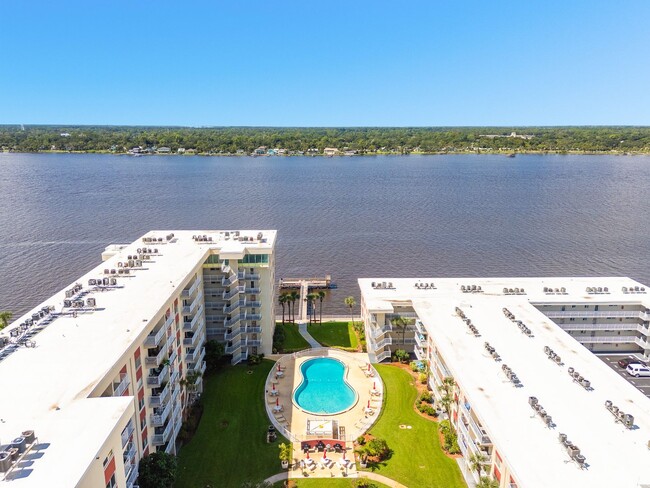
[176,360,287,488]
[307,321,359,349]
[360,365,466,488]
[272,479,392,488]
[275,322,311,352]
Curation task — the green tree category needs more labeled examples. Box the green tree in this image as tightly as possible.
[0,311,13,330]
[344,296,356,326]
[278,293,289,325]
[137,451,177,488]
[306,292,318,324]
[469,451,490,478]
[476,476,499,488]
[205,339,224,373]
[391,316,409,345]
[394,349,409,363]
[288,290,300,323]
[438,377,456,419]
[317,290,326,323]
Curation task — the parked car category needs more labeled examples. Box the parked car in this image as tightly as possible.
[626,364,650,377]
[618,358,644,368]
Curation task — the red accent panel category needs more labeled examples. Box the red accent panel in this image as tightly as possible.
[494,466,501,481]
[120,365,127,375]
[136,366,142,381]
[141,427,148,442]
[496,450,502,464]
[140,408,146,426]
[134,348,141,359]
[143,446,150,456]
[453,411,458,422]
[103,457,116,485]
[175,313,179,324]
[138,388,145,402]
[166,307,171,317]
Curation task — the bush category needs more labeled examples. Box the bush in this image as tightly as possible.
[409,361,419,372]
[419,390,433,403]
[138,452,177,488]
[355,478,378,488]
[394,349,409,363]
[418,372,428,384]
[439,420,460,454]
[356,435,366,445]
[366,438,391,461]
[417,402,437,416]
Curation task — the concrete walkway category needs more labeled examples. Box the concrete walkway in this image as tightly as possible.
[264,470,408,487]
[298,322,321,348]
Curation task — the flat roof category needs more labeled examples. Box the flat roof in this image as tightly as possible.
[359,277,650,488]
[0,230,276,486]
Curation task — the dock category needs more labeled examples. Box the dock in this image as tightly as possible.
[278,276,336,323]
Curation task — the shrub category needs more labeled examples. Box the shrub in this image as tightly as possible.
[419,390,433,403]
[355,478,378,488]
[138,452,177,488]
[409,361,419,372]
[366,438,391,461]
[418,372,428,384]
[394,349,409,363]
[356,435,366,445]
[439,420,460,454]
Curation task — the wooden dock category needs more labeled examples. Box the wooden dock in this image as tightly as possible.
[278,276,335,322]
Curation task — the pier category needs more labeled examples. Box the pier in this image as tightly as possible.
[279,276,336,323]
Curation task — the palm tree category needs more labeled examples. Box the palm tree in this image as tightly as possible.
[278,294,288,325]
[317,291,326,323]
[306,293,318,324]
[344,296,356,326]
[469,451,489,479]
[288,290,300,323]
[476,476,499,488]
[0,311,13,331]
[391,316,409,344]
[438,376,456,419]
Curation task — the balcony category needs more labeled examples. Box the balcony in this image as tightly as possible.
[123,441,137,465]
[245,339,262,347]
[373,336,392,349]
[170,369,179,387]
[222,287,241,301]
[164,331,175,351]
[171,383,181,405]
[414,332,427,348]
[150,401,172,427]
[222,274,238,287]
[183,329,204,348]
[371,324,393,340]
[243,301,262,308]
[168,348,178,366]
[561,323,643,332]
[224,326,242,342]
[244,287,261,294]
[245,326,262,334]
[121,420,135,447]
[182,290,203,316]
[172,400,182,423]
[376,349,392,362]
[244,313,262,321]
[225,341,242,354]
[125,462,139,488]
[181,276,201,298]
[543,310,650,321]
[183,305,204,332]
[223,300,245,315]
[414,342,427,361]
[225,314,243,328]
[577,335,638,344]
[152,421,173,446]
[145,347,166,367]
[147,364,169,387]
[221,261,231,273]
[113,373,130,397]
[636,337,650,348]
[150,381,171,407]
[144,316,172,348]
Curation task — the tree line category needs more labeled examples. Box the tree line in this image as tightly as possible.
[1,125,650,154]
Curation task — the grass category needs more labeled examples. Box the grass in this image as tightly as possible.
[275,322,310,352]
[272,480,392,488]
[176,360,287,488]
[307,321,359,349]
[360,365,466,488]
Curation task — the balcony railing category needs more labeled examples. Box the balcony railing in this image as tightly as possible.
[222,287,241,301]
[121,420,135,447]
[560,322,646,332]
[150,381,171,407]
[168,348,178,366]
[172,400,182,423]
[152,421,173,446]
[145,347,166,367]
[243,301,262,308]
[123,441,137,465]
[221,262,231,273]
[222,274,238,287]
[183,305,204,332]
[181,276,201,298]
[543,310,650,320]
[151,401,172,427]
[144,317,172,348]
[223,300,245,315]
[577,335,638,344]
[125,462,139,488]
[245,339,262,347]
[224,326,242,342]
[244,287,261,294]
[414,332,427,347]
[164,331,175,351]
[245,326,262,333]
[371,324,393,340]
[225,341,241,354]
[376,349,392,362]
[113,373,130,397]
[244,313,262,321]
[171,383,181,405]
[182,290,204,316]
[147,364,169,387]
[225,314,243,328]
[374,336,393,349]
[183,329,204,348]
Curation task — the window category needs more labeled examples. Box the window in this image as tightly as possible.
[134,355,141,370]
[103,450,114,468]
[238,254,269,265]
[138,396,145,412]
[106,474,116,488]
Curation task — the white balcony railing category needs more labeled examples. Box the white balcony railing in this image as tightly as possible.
[145,347,166,367]
[121,420,135,447]
[183,305,204,331]
[147,364,169,387]
[544,310,650,320]
[376,349,392,362]
[150,381,171,407]
[151,401,172,427]
[181,276,201,298]
[114,373,130,397]
[577,335,638,344]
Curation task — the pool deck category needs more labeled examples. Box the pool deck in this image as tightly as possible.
[265,348,383,458]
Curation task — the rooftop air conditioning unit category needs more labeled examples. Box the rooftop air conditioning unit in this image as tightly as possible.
[123,269,130,275]
[21,430,35,444]
[504,287,509,293]
[117,262,123,267]
[110,278,117,286]
[604,287,609,292]
[560,287,566,293]
[388,282,393,288]
[605,400,613,409]
[102,278,109,286]
[624,414,634,428]
[110,269,116,274]
[88,279,96,286]
[86,298,96,307]
[63,299,72,308]
[622,287,628,292]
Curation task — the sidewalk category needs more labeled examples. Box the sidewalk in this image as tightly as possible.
[298,322,321,348]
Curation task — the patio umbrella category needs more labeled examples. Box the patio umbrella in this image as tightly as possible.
[343,450,346,460]
[306,451,310,459]
[373,381,376,390]
[323,449,327,459]
[367,363,371,371]
[276,398,279,406]
[272,383,275,390]
[367,400,370,408]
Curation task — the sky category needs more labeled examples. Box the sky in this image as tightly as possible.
[0,0,649,126]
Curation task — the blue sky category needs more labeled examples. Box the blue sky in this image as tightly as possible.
[1,0,649,126]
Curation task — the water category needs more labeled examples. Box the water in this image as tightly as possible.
[1,152,650,317]
[293,358,357,414]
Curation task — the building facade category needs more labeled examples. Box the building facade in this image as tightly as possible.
[360,277,650,488]
[0,230,276,487]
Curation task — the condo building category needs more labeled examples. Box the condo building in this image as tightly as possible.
[360,277,650,488]
[0,230,276,487]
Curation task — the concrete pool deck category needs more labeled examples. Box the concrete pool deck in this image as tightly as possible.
[265,348,384,449]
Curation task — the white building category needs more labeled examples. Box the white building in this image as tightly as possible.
[359,277,650,488]
[0,230,276,487]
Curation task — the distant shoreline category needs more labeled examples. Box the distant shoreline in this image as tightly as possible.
[2,149,649,156]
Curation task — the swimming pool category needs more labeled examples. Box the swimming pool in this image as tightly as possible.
[293,357,357,415]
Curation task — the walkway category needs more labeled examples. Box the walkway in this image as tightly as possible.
[297,322,321,348]
[264,470,408,487]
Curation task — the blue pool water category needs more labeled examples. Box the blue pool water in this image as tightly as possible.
[293,358,357,415]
